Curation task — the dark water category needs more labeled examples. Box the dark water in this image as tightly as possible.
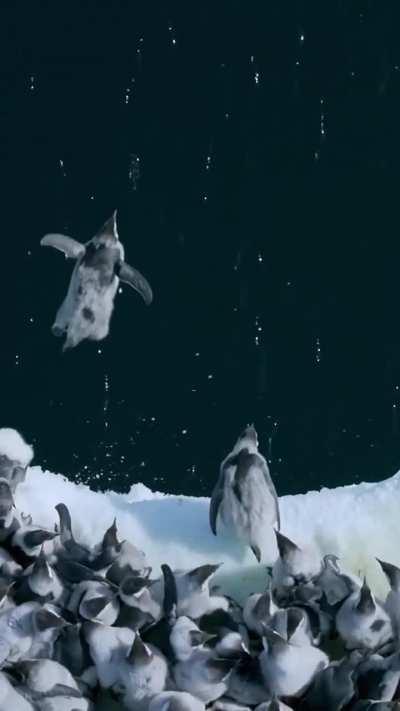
[1,2,400,497]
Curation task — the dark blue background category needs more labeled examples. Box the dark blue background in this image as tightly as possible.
[1,1,400,496]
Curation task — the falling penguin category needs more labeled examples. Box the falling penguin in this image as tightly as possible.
[40,210,153,350]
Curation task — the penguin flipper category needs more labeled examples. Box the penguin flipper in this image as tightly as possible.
[161,563,178,619]
[40,234,85,259]
[209,469,226,535]
[260,460,281,531]
[47,684,84,698]
[251,544,262,563]
[117,262,153,305]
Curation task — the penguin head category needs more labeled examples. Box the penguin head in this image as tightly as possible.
[376,558,400,592]
[80,594,113,622]
[234,424,259,453]
[102,517,119,549]
[94,210,119,245]
[128,634,154,666]
[275,530,300,562]
[120,573,152,602]
[261,625,289,656]
[28,546,54,593]
[356,578,375,616]
[170,616,203,661]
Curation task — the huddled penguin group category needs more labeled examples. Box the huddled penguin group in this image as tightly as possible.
[0,429,399,710]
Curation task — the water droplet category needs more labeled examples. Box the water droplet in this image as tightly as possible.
[128,154,141,191]
[315,336,321,363]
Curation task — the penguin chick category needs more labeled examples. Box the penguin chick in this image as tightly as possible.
[299,656,356,710]
[243,591,277,636]
[118,574,161,620]
[41,210,153,350]
[171,617,235,703]
[269,607,314,646]
[12,523,59,560]
[14,547,65,604]
[159,563,228,619]
[259,627,329,698]
[29,604,71,659]
[377,559,400,635]
[67,579,119,625]
[106,539,149,584]
[54,622,92,678]
[90,517,123,572]
[118,634,168,710]
[0,602,67,664]
[170,616,215,661]
[336,578,393,651]
[82,620,135,689]
[227,653,271,706]
[54,503,93,564]
[0,670,34,711]
[0,546,23,581]
[356,650,400,703]
[210,425,280,562]
[214,630,248,660]
[316,554,358,607]
[15,657,80,697]
[272,531,322,601]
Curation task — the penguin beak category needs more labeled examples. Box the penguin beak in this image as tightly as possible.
[239,424,258,444]
[356,578,375,615]
[111,210,118,239]
[96,211,119,242]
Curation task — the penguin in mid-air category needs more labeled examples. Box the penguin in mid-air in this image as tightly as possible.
[209,425,280,562]
[41,210,153,350]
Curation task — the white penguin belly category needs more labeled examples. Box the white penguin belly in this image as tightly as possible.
[54,266,119,349]
[220,471,277,547]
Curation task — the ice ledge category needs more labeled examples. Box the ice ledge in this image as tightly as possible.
[16,466,400,601]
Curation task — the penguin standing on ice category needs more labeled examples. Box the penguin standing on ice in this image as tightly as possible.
[41,210,153,350]
[209,425,280,562]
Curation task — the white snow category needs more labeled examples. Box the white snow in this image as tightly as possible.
[14,465,400,601]
[0,428,34,466]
